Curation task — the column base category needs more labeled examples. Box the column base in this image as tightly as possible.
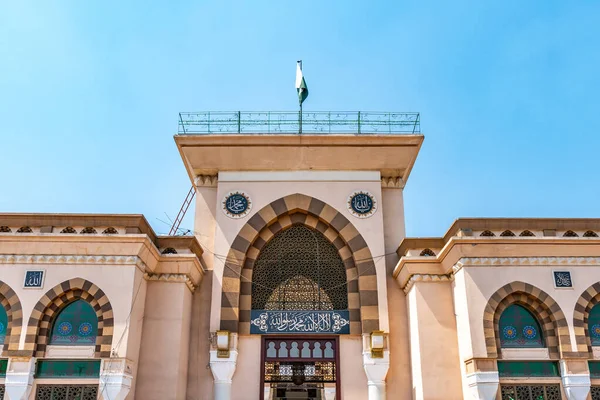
[465,371,499,400]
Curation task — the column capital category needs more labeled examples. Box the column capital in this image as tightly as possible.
[210,350,238,400]
[4,357,36,400]
[465,371,499,400]
[560,360,591,400]
[99,358,134,400]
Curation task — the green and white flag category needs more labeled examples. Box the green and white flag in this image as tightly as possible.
[295,61,308,105]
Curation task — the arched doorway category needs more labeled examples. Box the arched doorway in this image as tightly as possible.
[252,224,348,400]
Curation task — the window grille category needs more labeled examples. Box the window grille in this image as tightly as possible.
[500,385,561,400]
[0,385,4,399]
[591,386,600,400]
[35,385,98,400]
[252,225,348,311]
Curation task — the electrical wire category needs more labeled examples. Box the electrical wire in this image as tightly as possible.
[155,218,397,292]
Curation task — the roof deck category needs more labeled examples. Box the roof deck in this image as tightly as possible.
[175,111,424,182]
[177,111,420,135]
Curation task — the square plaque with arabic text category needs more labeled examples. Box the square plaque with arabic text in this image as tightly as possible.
[23,270,45,289]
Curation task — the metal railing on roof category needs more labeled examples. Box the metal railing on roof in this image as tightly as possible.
[177,111,420,134]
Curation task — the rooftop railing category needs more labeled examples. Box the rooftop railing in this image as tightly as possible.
[177,111,420,134]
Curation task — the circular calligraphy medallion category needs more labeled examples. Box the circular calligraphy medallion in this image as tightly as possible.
[58,322,73,336]
[222,191,252,219]
[592,324,600,338]
[0,322,4,334]
[503,325,517,340]
[523,325,537,339]
[347,191,377,218]
[78,322,93,336]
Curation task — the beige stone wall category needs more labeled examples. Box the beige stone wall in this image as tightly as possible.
[136,281,192,399]
[207,171,392,333]
[407,281,463,399]
[186,271,215,400]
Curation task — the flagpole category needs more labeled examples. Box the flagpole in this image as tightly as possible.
[299,60,303,134]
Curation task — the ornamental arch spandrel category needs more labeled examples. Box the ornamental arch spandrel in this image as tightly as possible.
[25,278,114,358]
[219,193,379,335]
[0,280,23,354]
[483,281,571,359]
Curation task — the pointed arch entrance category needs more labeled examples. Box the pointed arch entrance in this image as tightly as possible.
[219,193,380,336]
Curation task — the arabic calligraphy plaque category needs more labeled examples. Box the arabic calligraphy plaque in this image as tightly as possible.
[347,191,377,218]
[23,270,45,288]
[250,310,350,334]
[222,191,252,219]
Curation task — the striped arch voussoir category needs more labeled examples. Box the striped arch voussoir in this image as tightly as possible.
[25,278,114,358]
[573,282,600,357]
[220,193,379,335]
[483,281,571,359]
[0,281,23,354]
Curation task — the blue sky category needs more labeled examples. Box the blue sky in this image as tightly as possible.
[1,1,598,237]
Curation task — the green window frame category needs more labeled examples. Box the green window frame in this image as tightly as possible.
[0,358,8,377]
[589,304,600,346]
[498,361,560,378]
[35,360,101,379]
[49,300,98,346]
[499,304,544,348]
[0,305,7,345]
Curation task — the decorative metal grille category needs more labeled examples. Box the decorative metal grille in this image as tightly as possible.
[0,385,4,399]
[35,385,98,400]
[500,384,561,400]
[178,111,421,134]
[252,225,348,311]
[264,361,336,383]
[592,386,600,400]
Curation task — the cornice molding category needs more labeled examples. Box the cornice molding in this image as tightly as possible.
[452,256,600,274]
[381,176,405,189]
[0,254,146,270]
[195,174,218,187]
[144,272,197,292]
[401,256,600,293]
[402,273,452,294]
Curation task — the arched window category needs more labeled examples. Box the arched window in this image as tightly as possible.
[252,225,348,311]
[419,248,436,257]
[500,230,516,237]
[49,300,98,346]
[480,230,495,237]
[0,305,7,345]
[589,304,600,346]
[499,304,544,348]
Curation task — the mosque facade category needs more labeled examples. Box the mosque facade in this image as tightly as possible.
[0,111,599,400]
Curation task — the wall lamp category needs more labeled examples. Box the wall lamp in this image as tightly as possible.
[216,330,230,358]
[370,331,385,358]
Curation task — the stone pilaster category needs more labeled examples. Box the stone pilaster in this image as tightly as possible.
[4,357,35,400]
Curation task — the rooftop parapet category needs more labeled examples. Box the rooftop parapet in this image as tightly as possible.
[396,218,600,258]
[177,111,420,135]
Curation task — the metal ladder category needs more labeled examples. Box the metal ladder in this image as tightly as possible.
[168,186,196,236]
